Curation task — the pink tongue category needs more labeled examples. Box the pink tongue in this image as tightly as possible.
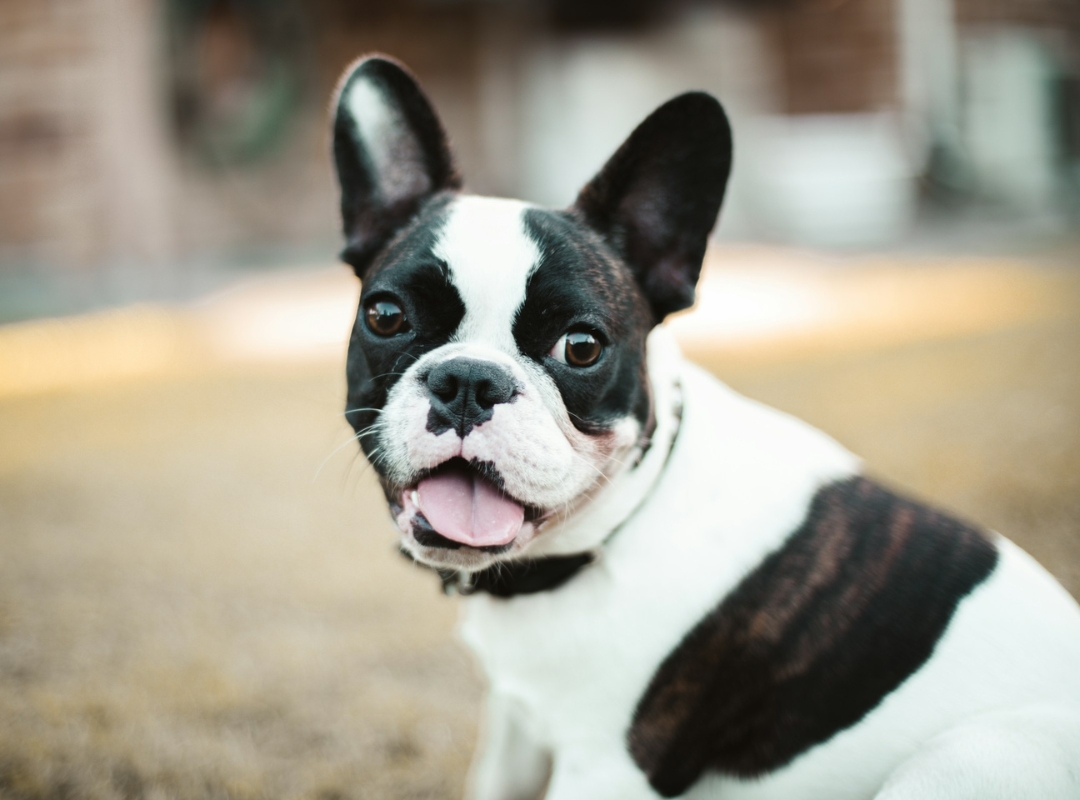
[416,468,524,547]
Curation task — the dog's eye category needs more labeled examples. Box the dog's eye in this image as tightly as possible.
[551,331,603,367]
[364,299,409,337]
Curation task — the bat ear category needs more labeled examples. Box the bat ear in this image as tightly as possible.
[573,92,732,322]
[331,55,460,276]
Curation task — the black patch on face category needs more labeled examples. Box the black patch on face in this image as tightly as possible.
[516,208,654,435]
[345,195,465,467]
[627,476,999,798]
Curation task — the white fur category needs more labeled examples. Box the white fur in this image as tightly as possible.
[344,76,427,203]
[460,333,1080,800]
[873,703,1080,799]
[435,197,541,353]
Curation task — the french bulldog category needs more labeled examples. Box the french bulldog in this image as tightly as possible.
[330,55,1080,800]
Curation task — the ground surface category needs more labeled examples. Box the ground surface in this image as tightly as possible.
[0,252,1078,800]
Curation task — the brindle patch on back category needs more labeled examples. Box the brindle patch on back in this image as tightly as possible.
[627,476,999,798]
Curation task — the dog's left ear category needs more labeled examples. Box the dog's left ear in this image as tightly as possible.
[573,93,732,322]
[331,55,461,277]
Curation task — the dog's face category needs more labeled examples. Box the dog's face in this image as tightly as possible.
[331,57,731,571]
[348,196,655,567]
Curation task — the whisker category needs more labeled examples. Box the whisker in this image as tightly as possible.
[567,449,614,486]
[344,445,385,491]
[340,449,362,495]
[313,425,382,483]
[355,447,385,482]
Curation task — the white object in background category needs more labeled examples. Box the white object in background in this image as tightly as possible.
[897,0,961,169]
[514,6,780,242]
[745,113,917,248]
[961,30,1059,211]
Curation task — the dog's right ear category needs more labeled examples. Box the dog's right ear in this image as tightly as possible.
[331,56,460,277]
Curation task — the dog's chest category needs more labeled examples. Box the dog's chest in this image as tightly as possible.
[459,365,862,744]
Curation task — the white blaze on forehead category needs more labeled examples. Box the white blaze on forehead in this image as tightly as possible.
[434,196,540,352]
[343,78,426,203]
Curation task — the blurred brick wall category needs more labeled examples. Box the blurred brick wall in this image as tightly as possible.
[0,0,104,268]
[2,0,1074,293]
[768,0,900,115]
[0,0,495,282]
[170,0,495,260]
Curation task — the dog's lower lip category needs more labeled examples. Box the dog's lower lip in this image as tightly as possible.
[412,512,515,553]
[524,505,547,523]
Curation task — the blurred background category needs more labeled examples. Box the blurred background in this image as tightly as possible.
[1,1,1079,798]
[2,0,1080,307]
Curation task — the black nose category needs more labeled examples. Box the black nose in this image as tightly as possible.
[425,358,516,437]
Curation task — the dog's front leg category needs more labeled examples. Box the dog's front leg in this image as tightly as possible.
[466,692,553,800]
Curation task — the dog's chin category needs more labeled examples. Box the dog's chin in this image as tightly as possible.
[388,458,553,571]
[398,514,547,572]
[400,522,542,571]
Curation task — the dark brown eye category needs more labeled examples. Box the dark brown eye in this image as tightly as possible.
[364,299,408,336]
[551,330,603,367]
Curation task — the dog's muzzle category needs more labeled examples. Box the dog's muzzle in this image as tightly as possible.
[406,358,525,548]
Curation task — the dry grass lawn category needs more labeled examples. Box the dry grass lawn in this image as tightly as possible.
[1,257,1078,800]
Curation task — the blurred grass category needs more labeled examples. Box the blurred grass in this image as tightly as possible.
[0,367,480,800]
[0,259,1078,800]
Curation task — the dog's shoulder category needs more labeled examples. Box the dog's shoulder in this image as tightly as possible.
[627,468,999,797]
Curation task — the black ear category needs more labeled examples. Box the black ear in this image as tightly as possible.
[573,92,732,322]
[331,55,460,276]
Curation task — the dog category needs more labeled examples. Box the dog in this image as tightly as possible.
[329,55,1080,800]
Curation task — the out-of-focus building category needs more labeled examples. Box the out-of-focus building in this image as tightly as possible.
[1,0,1077,318]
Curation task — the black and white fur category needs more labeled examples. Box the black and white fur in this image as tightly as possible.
[331,55,1080,799]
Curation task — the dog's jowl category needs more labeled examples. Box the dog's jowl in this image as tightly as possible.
[330,55,1080,800]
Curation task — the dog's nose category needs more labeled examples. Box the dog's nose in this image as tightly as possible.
[425,358,516,437]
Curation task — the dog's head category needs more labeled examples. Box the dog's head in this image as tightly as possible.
[331,56,731,571]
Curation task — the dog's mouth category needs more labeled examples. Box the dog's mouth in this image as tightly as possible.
[396,458,546,554]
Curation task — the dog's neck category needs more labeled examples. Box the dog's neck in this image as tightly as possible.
[439,329,686,597]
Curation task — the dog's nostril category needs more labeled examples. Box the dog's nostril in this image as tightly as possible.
[427,363,463,402]
[475,373,514,409]
[429,372,458,402]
